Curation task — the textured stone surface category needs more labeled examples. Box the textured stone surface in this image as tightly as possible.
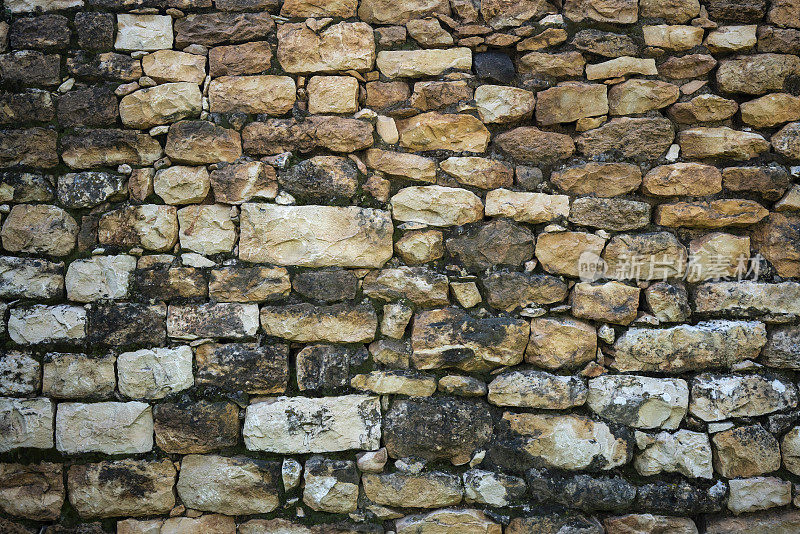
[411,307,529,371]
[68,460,175,518]
[243,395,381,453]
[177,455,280,515]
[612,321,767,372]
[240,204,393,267]
[55,401,153,454]
[588,375,688,430]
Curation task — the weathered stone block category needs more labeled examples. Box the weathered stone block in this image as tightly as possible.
[68,459,175,519]
[244,395,381,453]
[55,401,153,454]
[239,204,392,267]
[177,455,280,515]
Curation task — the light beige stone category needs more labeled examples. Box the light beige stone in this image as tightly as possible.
[669,94,739,123]
[525,317,596,370]
[488,370,587,409]
[277,21,375,73]
[66,255,136,302]
[154,165,210,205]
[586,56,657,80]
[239,204,393,267]
[613,320,766,373]
[694,281,800,319]
[209,75,295,115]
[535,231,606,277]
[485,189,569,224]
[518,51,586,78]
[690,373,797,421]
[407,18,453,47]
[115,14,173,51]
[474,85,535,124]
[142,49,206,83]
[365,148,436,182]
[503,412,630,470]
[377,48,471,78]
[608,79,680,115]
[571,281,640,325]
[714,424,781,478]
[244,395,381,453]
[705,25,758,53]
[307,76,359,114]
[643,25,704,50]
[397,111,490,152]
[9,305,86,345]
[362,472,462,508]
[117,346,193,400]
[536,83,608,125]
[643,163,722,196]
[99,205,179,252]
[178,204,236,256]
[260,301,377,343]
[120,82,201,129]
[351,371,437,396]
[376,115,399,144]
[359,0,451,24]
[282,0,357,17]
[634,430,713,478]
[589,375,689,430]
[391,185,483,227]
[687,233,750,282]
[177,455,280,515]
[0,256,63,300]
[602,231,688,281]
[0,398,53,452]
[564,0,638,23]
[395,230,444,265]
[1,204,77,256]
[440,156,513,189]
[55,401,153,454]
[728,477,791,514]
[396,508,501,534]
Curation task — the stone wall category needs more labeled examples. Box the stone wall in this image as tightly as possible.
[1,0,800,532]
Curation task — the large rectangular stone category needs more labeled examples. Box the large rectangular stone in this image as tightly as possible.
[67,459,175,519]
[195,342,288,394]
[239,203,393,267]
[260,302,378,343]
[695,281,800,320]
[8,304,86,345]
[55,401,153,454]
[243,395,381,453]
[612,320,767,373]
[176,455,280,515]
[166,303,259,340]
[0,462,64,521]
[0,398,53,452]
[0,256,63,299]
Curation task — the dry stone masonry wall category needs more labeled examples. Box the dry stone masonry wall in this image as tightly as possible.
[1,0,800,532]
